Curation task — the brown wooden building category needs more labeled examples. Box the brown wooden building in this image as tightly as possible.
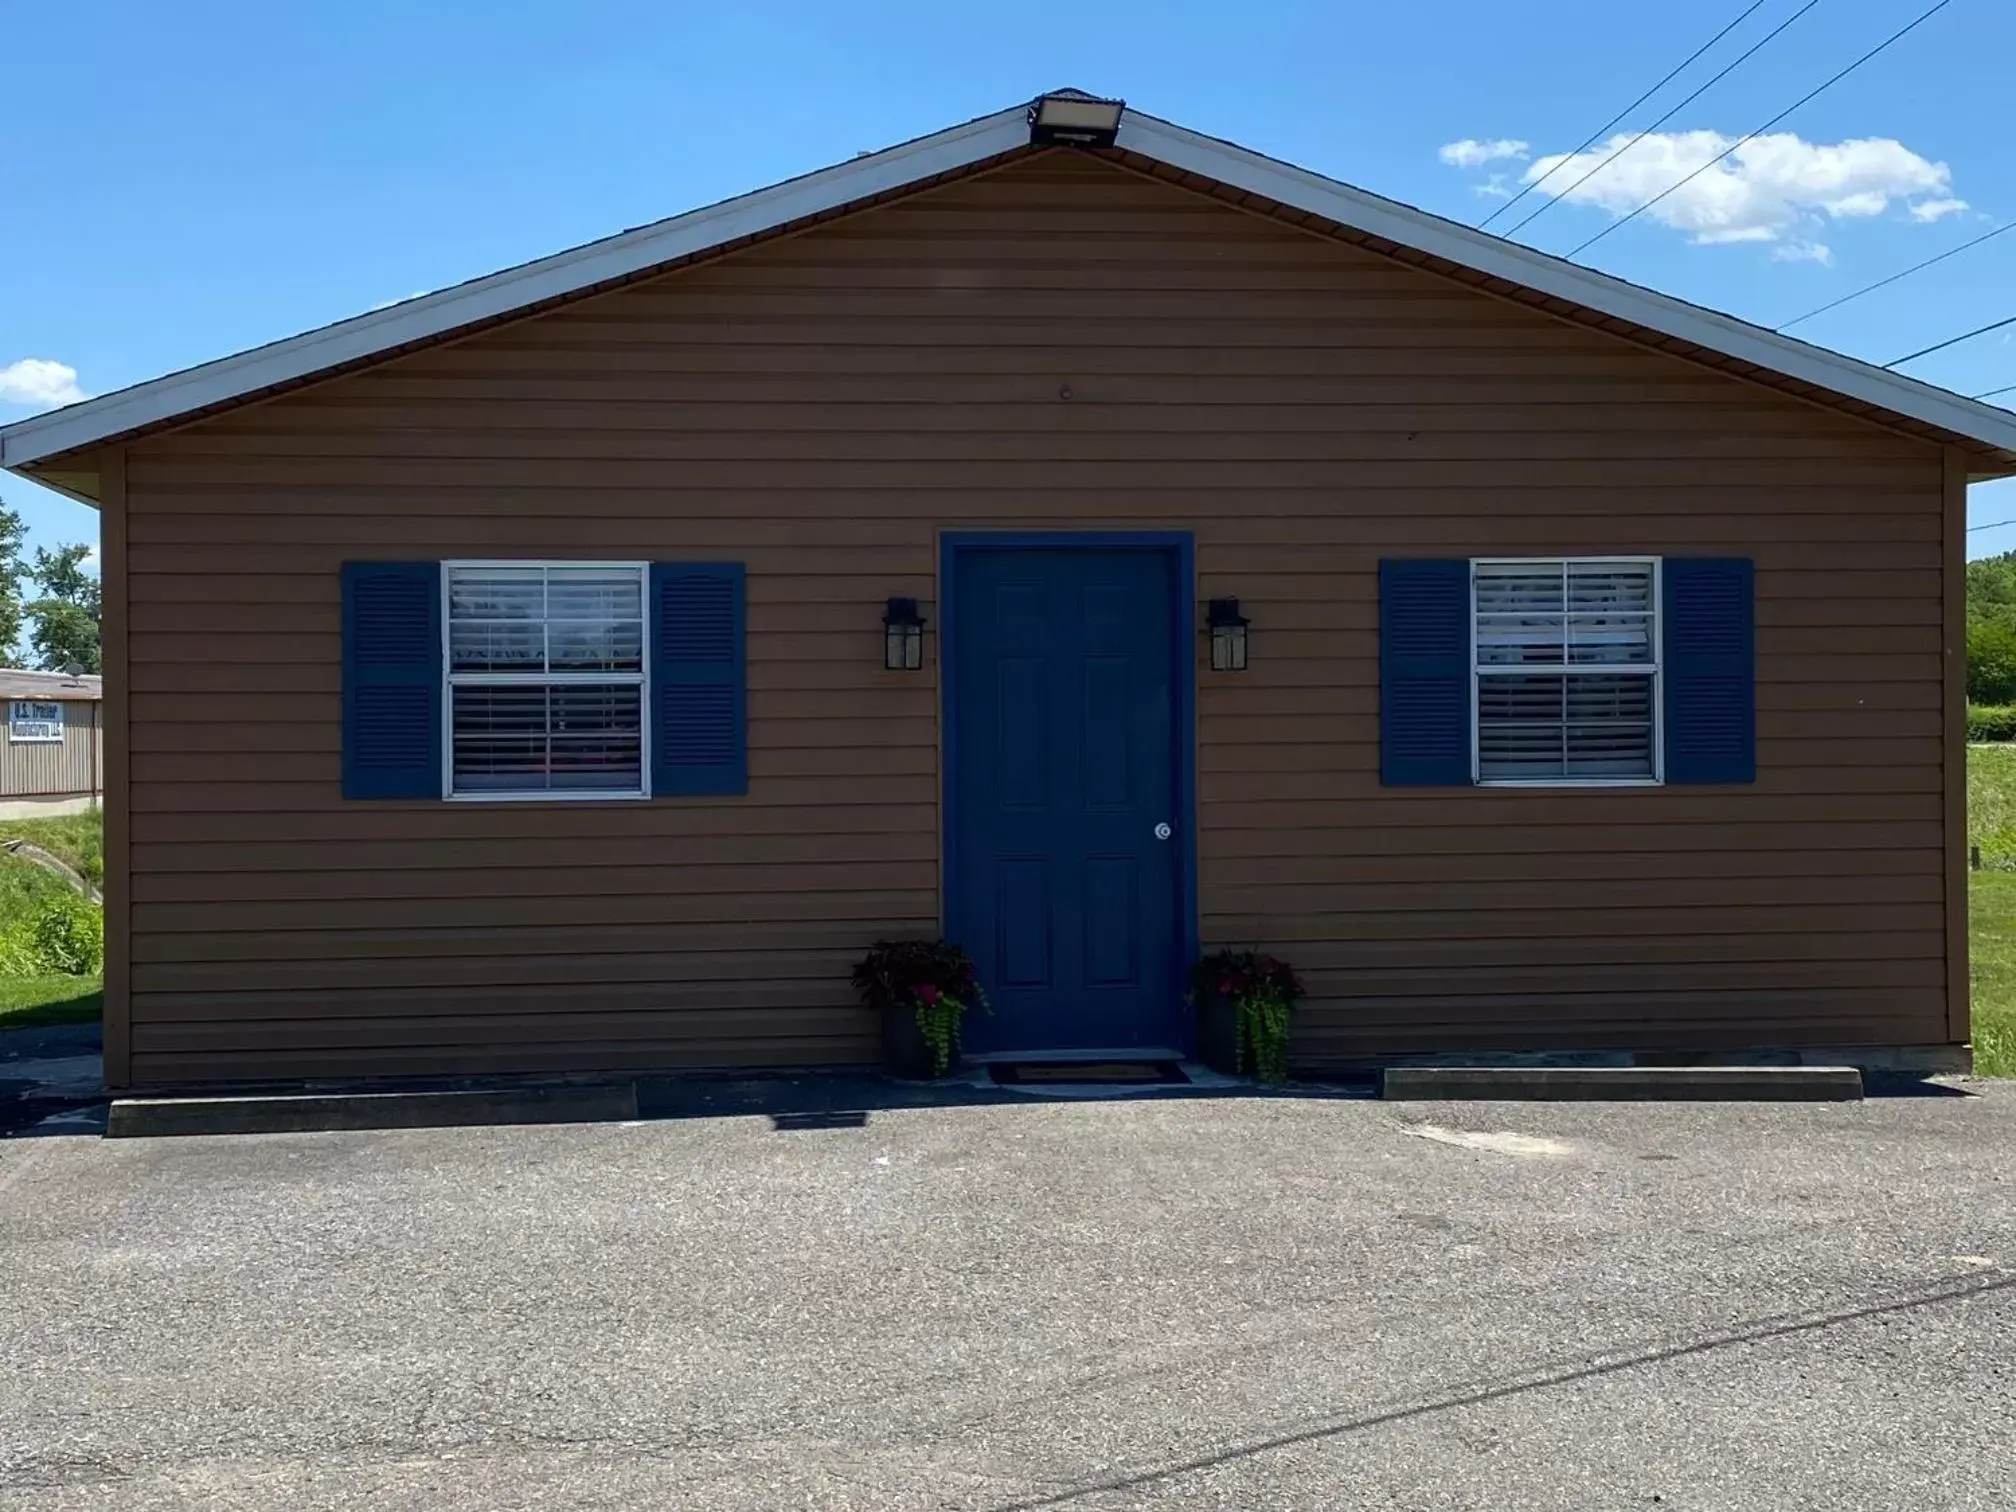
[6,94,2015,1093]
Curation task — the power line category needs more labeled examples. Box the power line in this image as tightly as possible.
[1504,0,1819,240]
[1885,313,2016,370]
[1973,383,2016,402]
[1479,0,1772,231]
[1969,518,2016,533]
[1568,0,1959,260]
[1777,220,2016,332]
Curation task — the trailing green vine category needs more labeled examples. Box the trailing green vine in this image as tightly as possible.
[913,989,965,1077]
[1188,948,1306,1085]
[1235,983,1293,1084]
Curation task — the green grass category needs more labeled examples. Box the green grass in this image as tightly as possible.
[0,808,107,1006]
[1972,745,2016,1075]
[0,811,108,1031]
[1970,744,2016,869]
[0,808,102,888]
[0,973,103,1029]
[1969,875,2016,1077]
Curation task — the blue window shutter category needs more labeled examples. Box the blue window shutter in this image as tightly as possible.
[1379,559,1471,786]
[1662,557,1755,784]
[341,561,441,800]
[651,563,747,796]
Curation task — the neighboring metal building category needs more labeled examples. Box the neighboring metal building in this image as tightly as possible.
[0,668,103,817]
[4,94,2016,1092]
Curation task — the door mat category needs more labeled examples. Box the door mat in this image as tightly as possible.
[990,1061,1190,1087]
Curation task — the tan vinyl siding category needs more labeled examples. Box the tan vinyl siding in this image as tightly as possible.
[0,698,103,798]
[119,150,1951,1086]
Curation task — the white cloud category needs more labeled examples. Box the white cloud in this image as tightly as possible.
[1910,196,1970,222]
[0,358,86,409]
[1517,130,1957,254]
[1439,137,1530,169]
[1770,241,1835,267]
[1472,172,1516,200]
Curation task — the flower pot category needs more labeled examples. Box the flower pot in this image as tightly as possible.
[881,999,958,1079]
[1197,994,1244,1076]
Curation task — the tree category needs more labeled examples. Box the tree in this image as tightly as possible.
[0,504,26,655]
[23,544,100,675]
[1970,551,2016,611]
[1971,614,2016,704]
[1966,550,2016,705]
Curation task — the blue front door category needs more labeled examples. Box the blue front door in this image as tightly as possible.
[948,544,1186,1055]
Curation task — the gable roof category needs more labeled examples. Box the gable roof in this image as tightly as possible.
[6,93,2016,483]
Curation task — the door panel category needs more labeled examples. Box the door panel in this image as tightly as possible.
[950,546,1184,1054]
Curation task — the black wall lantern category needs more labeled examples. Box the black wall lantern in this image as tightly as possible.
[883,597,925,671]
[1207,598,1250,672]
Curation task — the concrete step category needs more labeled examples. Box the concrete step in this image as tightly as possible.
[1381,1065,1863,1102]
[107,1082,638,1138]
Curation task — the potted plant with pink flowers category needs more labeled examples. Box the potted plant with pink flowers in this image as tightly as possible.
[851,938,986,1078]
[1189,949,1305,1083]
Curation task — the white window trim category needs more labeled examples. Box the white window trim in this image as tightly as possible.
[440,559,652,803]
[7,700,64,744]
[1469,555,1664,789]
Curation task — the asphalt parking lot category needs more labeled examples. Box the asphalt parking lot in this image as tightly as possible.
[5,1082,2016,1510]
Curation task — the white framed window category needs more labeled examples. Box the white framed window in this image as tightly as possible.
[442,562,650,801]
[8,700,64,743]
[1471,557,1661,786]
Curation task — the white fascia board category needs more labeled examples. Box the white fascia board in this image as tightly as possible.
[0,105,1031,470]
[1118,111,2016,459]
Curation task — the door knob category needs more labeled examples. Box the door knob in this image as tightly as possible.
[1154,822,1172,840]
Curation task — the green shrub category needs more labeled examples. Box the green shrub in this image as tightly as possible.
[0,860,79,935]
[0,872,104,978]
[32,898,103,976]
[1970,704,2016,742]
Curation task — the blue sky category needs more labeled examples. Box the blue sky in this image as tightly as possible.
[4,0,2014,560]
